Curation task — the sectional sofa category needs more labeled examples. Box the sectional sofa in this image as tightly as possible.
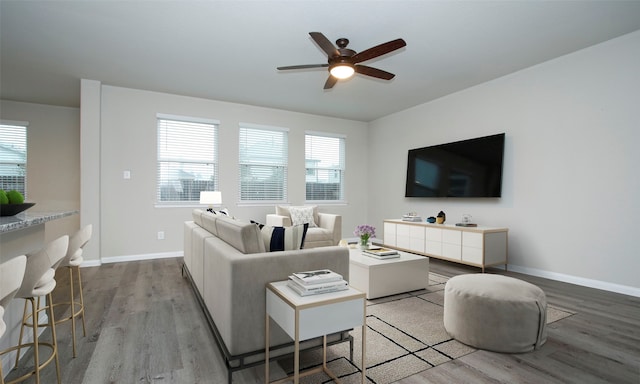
[183,209,350,382]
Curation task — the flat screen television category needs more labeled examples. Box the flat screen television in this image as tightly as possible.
[405,133,505,198]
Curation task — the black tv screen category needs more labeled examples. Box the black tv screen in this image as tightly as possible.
[405,133,505,198]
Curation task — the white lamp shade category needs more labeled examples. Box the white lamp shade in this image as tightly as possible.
[199,191,222,205]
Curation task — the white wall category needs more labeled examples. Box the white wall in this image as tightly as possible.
[94,86,368,261]
[368,30,640,294]
[0,100,80,242]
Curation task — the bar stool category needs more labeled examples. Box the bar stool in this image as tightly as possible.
[10,235,68,384]
[54,224,92,358]
[0,256,28,384]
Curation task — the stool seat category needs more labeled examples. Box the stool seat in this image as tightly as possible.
[0,255,28,384]
[9,236,68,384]
[444,274,547,353]
[0,307,5,336]
[54,224,92,358]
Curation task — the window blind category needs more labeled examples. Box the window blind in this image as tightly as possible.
[0,123,28,196]
[157,116,218,203]
[239,124,288,201]
[305,133,345,201]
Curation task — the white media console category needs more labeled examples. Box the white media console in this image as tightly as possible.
[383,219,508,272]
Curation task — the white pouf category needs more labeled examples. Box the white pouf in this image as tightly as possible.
[443,274,547,353]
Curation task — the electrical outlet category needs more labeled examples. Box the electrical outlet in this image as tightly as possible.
[157,231,165,240]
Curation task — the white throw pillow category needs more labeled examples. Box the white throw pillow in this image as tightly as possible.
[289,206,318,228]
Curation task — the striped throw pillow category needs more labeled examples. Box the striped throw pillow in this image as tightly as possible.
[252,222,309,251]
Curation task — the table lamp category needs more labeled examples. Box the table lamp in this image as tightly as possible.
[199,191,222,213]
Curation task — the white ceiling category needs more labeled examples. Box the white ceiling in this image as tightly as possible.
[2,1,640,122]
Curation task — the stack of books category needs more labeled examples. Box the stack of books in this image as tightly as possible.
[402,214,423,222]
[362,246,400,259]
[287,269,348,296]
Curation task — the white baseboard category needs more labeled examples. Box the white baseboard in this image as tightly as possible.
[80,251,183,268]
[508,264,640,298]
[101,251,183,264]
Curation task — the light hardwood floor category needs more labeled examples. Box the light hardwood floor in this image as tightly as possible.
[3,257,639,383]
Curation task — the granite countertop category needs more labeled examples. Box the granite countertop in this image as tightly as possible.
[0,210,79,234]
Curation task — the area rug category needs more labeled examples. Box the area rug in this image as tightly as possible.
[277,272,575,384]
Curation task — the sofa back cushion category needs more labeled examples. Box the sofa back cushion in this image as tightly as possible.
[215,217,265,254]
[192,209,265,254]
[192,209,207,227]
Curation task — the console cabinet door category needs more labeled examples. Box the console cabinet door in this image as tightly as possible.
[442,229,462,260]
[409,225,425,253]
[384,222,397,246]
[425,227,442,255]
[393,223,425,253]
[462,232,483,264]
[396,224,411,250]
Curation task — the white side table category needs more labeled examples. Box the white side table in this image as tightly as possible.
[265,281,366,384]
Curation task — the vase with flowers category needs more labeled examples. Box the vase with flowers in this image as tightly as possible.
[354,224,376,250]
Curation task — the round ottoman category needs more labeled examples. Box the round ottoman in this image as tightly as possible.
[443,274,547,353]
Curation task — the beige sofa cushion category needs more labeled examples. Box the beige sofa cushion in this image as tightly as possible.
[192,209,265,254]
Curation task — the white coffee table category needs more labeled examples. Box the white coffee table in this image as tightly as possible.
[348,247,429,299]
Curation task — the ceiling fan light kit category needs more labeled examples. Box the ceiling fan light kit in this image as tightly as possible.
[329,63,355,79]
[278,32,406,89]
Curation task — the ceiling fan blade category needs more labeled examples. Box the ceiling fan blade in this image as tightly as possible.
[324,76,338,90]
[351,38,406,64]
[355,65,396,80]
[277,64,328,70]
[309,32,339,57]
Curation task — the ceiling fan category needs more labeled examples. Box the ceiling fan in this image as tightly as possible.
[277,32,407,89]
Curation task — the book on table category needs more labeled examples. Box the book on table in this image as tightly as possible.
[286,277,348,296]
[291,269,343,285]
[362,247,400,259]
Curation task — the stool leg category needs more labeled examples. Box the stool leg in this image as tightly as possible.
[13,300,29,368]
[30,298,40,384]
[69,267,77,358]
[47,292,62,384]
[76,266,86,338]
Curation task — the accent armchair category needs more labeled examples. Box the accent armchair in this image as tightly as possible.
[266,205,342,248]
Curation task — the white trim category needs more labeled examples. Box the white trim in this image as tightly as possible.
[100,251,183,265]
[0,119,29,127]
[156,113,219,125]
[508,264,640,298]
[80,251,184,267]
[239,122,289,132]
[154,203,203,209]
[80,259,102,268]
[305,130,346,139]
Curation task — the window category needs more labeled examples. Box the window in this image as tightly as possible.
[239,124,288,202]
[157,115,218,203]
[0,122,27,196]
[305,133,345,201]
